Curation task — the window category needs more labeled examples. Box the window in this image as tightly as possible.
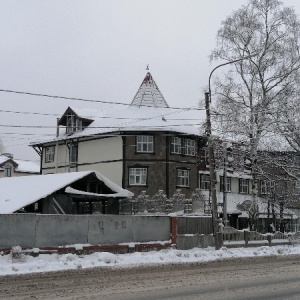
[4,165,12,177]
[239,179,249,194]
[220,176,231,192]
[184,139,195,156]
[129,168,147,185]
[69,143,77,167]
[171,137,182,154]
[261,180,275,195]
[295,181,300,194]
[177,169,189,187]
[66,113,76,134]
[260,180,267,195]
[136,136,154,153]
[200,174,210,190]
[76,119,82,131]
[45,146,55,163]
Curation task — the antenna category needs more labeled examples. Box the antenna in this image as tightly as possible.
[146,64,149,71]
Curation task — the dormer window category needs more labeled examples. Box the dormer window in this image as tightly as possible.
[58,107,93,136]
[66,113,76,134]
[66,114,83,134]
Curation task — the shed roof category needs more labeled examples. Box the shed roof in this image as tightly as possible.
[0,171,133,214]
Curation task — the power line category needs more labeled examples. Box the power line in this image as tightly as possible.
[0,88,205,111]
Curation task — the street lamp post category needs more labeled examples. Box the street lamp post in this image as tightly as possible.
[205,54,257,250]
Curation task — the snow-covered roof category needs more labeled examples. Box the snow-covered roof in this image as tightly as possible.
[130,72,169,108]
[31,72,206,146]
[32,105,205,145]
[0,171,133,214]
[0,155,39,174]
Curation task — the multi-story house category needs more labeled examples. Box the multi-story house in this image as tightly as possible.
[31,72,206,198]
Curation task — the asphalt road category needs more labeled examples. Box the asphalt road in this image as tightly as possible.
[1,255,300,299]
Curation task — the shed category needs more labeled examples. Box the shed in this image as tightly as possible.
[0,171,133,214]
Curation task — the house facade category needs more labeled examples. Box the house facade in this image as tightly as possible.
[31,73,205,198]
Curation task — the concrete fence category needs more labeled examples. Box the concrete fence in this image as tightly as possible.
[0,214,171,249]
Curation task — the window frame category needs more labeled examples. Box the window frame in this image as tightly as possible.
[129,167,148,186]
[69,143,77,167]
[260,180,267,195]
[66,113,76,134]
[220,176,231,192]
[239,178,249,194]
[136,135,154,153]
[171,137,182,154]
[184,138,195,156]
[177,169,190,187]
[45,146,55,163]
[200,174,210,190]
[4,165,12,177]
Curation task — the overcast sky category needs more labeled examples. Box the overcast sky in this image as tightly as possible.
[1,0,300,162]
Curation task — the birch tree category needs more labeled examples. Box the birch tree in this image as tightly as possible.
[210,0,300,229]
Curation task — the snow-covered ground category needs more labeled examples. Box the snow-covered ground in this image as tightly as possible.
[1,244,300,276]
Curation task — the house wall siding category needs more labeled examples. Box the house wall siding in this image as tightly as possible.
[42,137,123,185]
[124,134,198,198]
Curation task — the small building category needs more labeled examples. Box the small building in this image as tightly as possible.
[0,171,133,214]
[0,153,39,178]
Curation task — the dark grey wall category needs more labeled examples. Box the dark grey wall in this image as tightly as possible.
[0,214,170,248]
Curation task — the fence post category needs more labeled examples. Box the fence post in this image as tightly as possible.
[170,216,177,246]
[244,231,250,247]
[267,235,272,246]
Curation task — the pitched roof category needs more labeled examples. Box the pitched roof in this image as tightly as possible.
[31,106,204,146]
[0,171,133,214]
[130,72,169,108]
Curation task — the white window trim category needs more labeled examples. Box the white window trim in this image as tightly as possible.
[171,137,182,154]
[239,179,249,194]
[177,169,189,187]
[129,168,147,186]
[184,139,195,156]
[66,114,76,134]
[136,136,154,153]
[220,176,231,192]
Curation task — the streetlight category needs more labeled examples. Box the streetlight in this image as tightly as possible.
[205,53,257,250]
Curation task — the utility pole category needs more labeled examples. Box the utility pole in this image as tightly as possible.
[223,142,228,227]
[205,92,222,250]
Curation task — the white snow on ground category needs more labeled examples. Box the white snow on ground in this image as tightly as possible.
[1,245,300,276]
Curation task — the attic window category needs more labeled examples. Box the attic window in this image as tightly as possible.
[66,113,76,134]
[66,113,83,134]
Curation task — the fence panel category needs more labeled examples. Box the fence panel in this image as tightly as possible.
[177,216,213,235]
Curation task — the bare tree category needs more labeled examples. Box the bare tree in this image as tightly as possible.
[210,0,300,229]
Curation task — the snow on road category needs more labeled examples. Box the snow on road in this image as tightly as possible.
[1,244,300,276]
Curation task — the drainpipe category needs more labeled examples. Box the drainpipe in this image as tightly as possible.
[55,118,60,173]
